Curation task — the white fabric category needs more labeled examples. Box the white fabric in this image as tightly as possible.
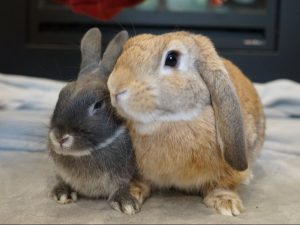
[255,79,300,118]
[1,74,300,118]
[0,73,65,111]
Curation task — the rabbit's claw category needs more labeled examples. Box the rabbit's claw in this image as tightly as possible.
[204,188,244,216]
[108,188,141,215]
[51,183,78,204]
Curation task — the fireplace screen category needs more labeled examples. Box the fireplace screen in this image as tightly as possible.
[28,0,277,51]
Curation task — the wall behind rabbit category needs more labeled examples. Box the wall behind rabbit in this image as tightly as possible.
[0,0,299,82]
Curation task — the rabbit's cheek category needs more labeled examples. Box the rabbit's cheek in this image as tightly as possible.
[126,92,156,119]
[158,77,190,109]
[113,84,158,123]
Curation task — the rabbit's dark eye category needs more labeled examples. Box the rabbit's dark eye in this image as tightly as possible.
[89,100,104,116]
[93,101,103,110]
[164,50,179,68]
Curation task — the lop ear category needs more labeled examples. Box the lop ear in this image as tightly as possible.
[99,30,129,77]
[79,28,102,74]
[193,35,248,171]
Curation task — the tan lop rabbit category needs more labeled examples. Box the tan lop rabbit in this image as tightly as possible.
[108,32,265,216]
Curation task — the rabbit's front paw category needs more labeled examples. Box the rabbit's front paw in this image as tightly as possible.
[130,180,151,205]
[108,189,141,215]
[203,188,244,216]
[51,183,78,204]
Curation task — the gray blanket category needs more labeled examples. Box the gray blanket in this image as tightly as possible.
[0,73,300,224]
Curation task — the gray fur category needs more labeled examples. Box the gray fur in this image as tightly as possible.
[48,28,138,214]
[100,30,129,77]
[80,28,102,72]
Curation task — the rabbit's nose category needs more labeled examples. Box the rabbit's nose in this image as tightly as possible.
[58,134,73,148]
[111,90,127,107]
[116,90,127,99]
[59,136,69,144]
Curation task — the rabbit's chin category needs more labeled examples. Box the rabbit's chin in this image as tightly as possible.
[122,104,204,134]
[52,147,92,157]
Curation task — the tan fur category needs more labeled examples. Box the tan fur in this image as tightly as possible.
[108,31,265,215]
[128,107,250,192]
[203,188,245,216]
[129,179,151,205]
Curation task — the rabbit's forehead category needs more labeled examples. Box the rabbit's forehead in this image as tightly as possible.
[75,82,106,97]
[163,40,190,54]
[118,42,161,69]
[116,45,160,72]
[122,34,195,63]
[61,80,106,103]
[126,34,191,50]
[76,72,107,89]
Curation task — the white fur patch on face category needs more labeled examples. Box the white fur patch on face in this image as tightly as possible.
[120,96,203,124]
[61,134,73,148]
[49,130,60,148]
[119,105,159,124]
[116,90,130,104]
[49,127,125,157]
[131,105,203,135]
[157,104,203,122]
[49,131,74,148]
[49,129,90,157]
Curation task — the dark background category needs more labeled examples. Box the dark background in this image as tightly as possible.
[0,0,300,82]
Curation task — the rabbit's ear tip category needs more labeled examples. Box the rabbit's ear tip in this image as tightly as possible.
[81,28,101,44]
[90,27,100,32]
[79,28,102,74]
[116,30,129,41]
[86,27,101,35]
[99,30,129,77]
[120,30,129,36]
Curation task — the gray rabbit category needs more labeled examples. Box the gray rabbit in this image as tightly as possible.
[48,28,140,215]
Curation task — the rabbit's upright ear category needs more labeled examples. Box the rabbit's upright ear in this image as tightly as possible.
[99,31,129,78]
[79,28,102,74]
[193,35,248,171]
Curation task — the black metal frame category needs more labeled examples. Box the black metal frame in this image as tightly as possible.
[0,0,300,82]
[28,0,277,50]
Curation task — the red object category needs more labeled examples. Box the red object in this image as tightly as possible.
[55,0,223,21]
[211,0,224,6]
[55,0,144,21]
